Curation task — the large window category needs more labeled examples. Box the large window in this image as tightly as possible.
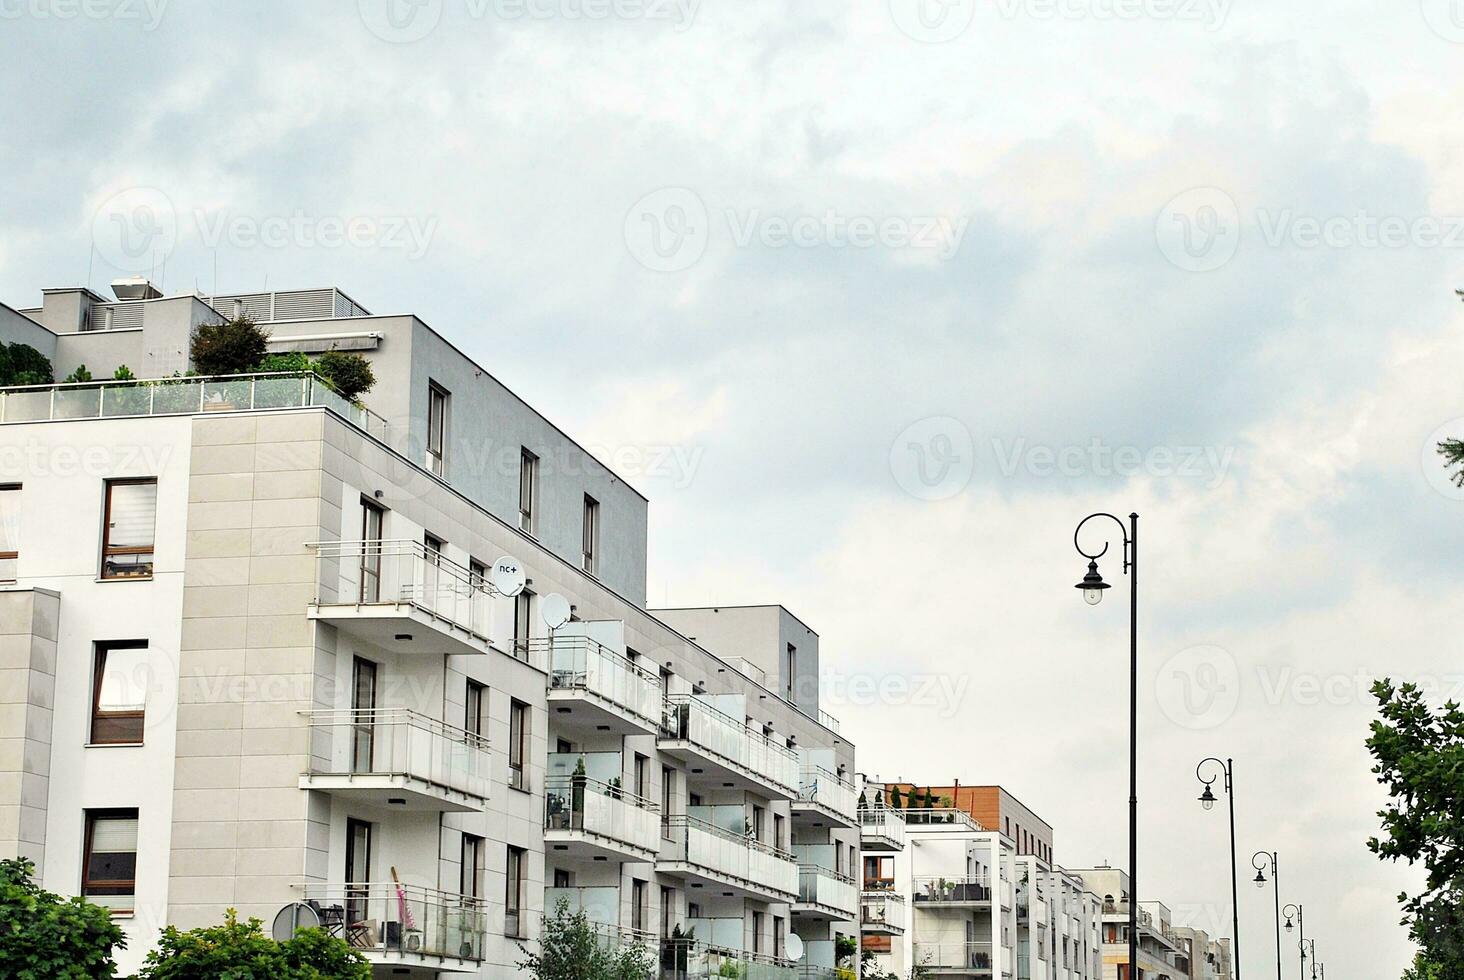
[91,642,148,745]
[513,589,534,660]
[100,479,156,580]
[83,809,138,913]
[359,500,384,602]
[465,680,486,739]
[460,833,484,900]
[0,484,18,582]
[508,699,528,791]
[427,382,449,477]
[518,449,538,535]
[505,845,526,937]
[581,494,599,575]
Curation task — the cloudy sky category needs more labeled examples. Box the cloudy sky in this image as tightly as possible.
[5,0,1464,974]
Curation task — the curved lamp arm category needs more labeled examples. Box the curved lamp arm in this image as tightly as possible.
[1196,757,1229,793]
[1074,512,1133,571]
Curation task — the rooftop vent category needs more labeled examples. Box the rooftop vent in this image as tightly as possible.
[111,276,162,301]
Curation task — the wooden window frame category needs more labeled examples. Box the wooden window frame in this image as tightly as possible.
[99,478,157,581]
[508,699,528,791]
[0,484,19,582]
[90,641,148,745]
[460,832,484,899]
[82,808,138,914]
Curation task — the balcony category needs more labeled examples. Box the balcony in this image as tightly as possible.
[660,930,797,980]
[912,942,994,974]
[861,890,906,935]
[300,709,490,811]
[308,540,493,657]
[543,886,633,934]
[912,875,993,908]
[657,814,798,903]
[658,696,799,799]
[545,772,661,862]
[858,806,906,852]
[793,863,858,921]
[793,765,857,828]
[536,636,662,736]
[299,882,485,974]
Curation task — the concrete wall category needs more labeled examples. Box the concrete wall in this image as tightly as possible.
[0,304,59,363]
[0,588,59,871]
[653,605,824,718]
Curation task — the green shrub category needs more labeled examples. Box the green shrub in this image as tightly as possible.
[112,365,136,381]
[257,351,314,375]
[190,317,270,376]
[138,908,370,980]
[63,364,94,383]
[314,350,376,401]
[1,343,54,385]
[0,857,125,979]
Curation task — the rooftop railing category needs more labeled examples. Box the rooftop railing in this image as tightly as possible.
[900,807,986,831]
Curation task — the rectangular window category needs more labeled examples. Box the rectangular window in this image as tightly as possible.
[505,845,526,937]
[660,886,674,938]
[774,916,786,960]
[427,382,449,477]
[634,753,649,799]
[581,494,599,575]
[518,449,538,535]
[469,558,487,592]
[100,479,157,580]
[508,699,528,791]
[774,813,786,853]
[752,911,763,954]
[91,641,148,745]
[631,879,647,934]
[360,500,384,602]
[661,765,675,838]
[464,680,486,738]
[83,809,138,914]
[460,833,484,899]
[513,589,534,660]
[784,643,796,701]
[0,484,18,582]
[351,657,377,772]
[346,817,372,923]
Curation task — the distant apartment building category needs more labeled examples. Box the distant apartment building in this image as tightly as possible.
[0,277,856,978]
[1065,868,1232,980]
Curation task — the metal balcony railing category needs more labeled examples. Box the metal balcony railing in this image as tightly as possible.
[858,806,907,848]
[311,539,492,640]
[912,942,995,971]
[534,636,662,728]
[299,882,486,962]
[912,875,993,904]
[659,695,799,795]
[659,932,798,980]
[796,765,856,821]
[860,890,907,932]
[796,864,858,914]
[658,815,798,899]
[544,774,661,855]
[303,708,490,801]
[0,372,392,441]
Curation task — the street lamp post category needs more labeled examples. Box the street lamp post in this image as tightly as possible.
[1252,851,1281,980]
[1284,904,1305,980]
[1197,758,1241,980]
[1072,512,1138,979]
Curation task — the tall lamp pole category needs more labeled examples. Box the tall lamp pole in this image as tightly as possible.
[1197,759,1241,980]
[1284,904,1306,980]
[1252,851,1281,980]
[1073,512,1138,979]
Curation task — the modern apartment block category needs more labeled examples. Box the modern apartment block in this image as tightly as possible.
[1066,868,1225,980]
[1013,856,1103,980]
[1169,927,1232,980]
[0,278,856,978]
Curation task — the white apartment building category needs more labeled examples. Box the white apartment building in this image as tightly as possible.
[1013,856,1103,980]
[1067,868,1192,980]
[1169,927,1233,980]
[0,279,857,978]
[857,780,1018,979]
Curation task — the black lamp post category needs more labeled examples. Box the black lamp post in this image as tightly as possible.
[1197,758,1241,980]
[1252,851,1281,980]
[1073,512,1138,978]
[1284,904,1306,980]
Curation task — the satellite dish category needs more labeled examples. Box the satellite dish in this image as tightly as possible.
[271,902,319,941]
[490,556,526,597]
[786,934,804,961]
[541,592,571,629]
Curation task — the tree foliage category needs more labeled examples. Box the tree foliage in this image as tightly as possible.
[190,317,270,376]
[0,857,125,979]
[1367,679,1464,978]
[1438,439,1464,488]
[0,342,54,385]
[313,350,375,401]
[517,898,654,980]
[137,908,370,980]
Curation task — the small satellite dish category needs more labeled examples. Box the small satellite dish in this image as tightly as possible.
[490,556,526,597]
[271,902,319,941]
[786,934,804,961]
[541,592,571,629]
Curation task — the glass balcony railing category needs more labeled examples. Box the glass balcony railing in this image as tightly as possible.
[544,774,661,856]
[535,636,663,729]
[860,890,907,932]
[544,886,621,930]
[659,933,797,980]
[303,708,490,803]
[912,942,995,972]
[796,766,856,822]
[858,806,906,849]
[659,695,799,796]
[912,875,993,904]
[300,883,486,963]
[796,864,858,915]
[658,815,798,900]
[311,539,492,642]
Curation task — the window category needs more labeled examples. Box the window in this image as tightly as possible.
[660,886,674,938]
[424,533,445,604]
[774,813,786,852]
[0,484,18,582]
[513,589,534,659]
[661,766,675,838]
[774,916,786,960]
[505,845,526,937]
[634,753,649,799]
[460,833,484,899]
[351,658,377,772]
[751,805,765,842]
[518,449,538,534]
[360,500,384,602]
[91,642,148,744]
[427,382,449,476]
[631,879,647,934]
[469,558,487,592]
[752,911,763,954]
[346,818,372,923]
[83,809,138,914]
[100,479,156,579]
[465,680,486,738]
[553,868,571,888]
[581,494,599,575]
[508,699,528,791]
[784,643,796,701]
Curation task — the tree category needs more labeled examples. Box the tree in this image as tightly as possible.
[518,897,655,980]
[1405,954,1445,980]
[137,908,370,980]
[0,342,54,385]
[889,786,903,808]
[0,857,125,979]
[64,364,94,383]
[1367,679,1464,978]
[313,350,376,401]
[1438,440,1464,487]
[190,317,270,376]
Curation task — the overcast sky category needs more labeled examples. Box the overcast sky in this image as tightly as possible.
[5,1,1463,975]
